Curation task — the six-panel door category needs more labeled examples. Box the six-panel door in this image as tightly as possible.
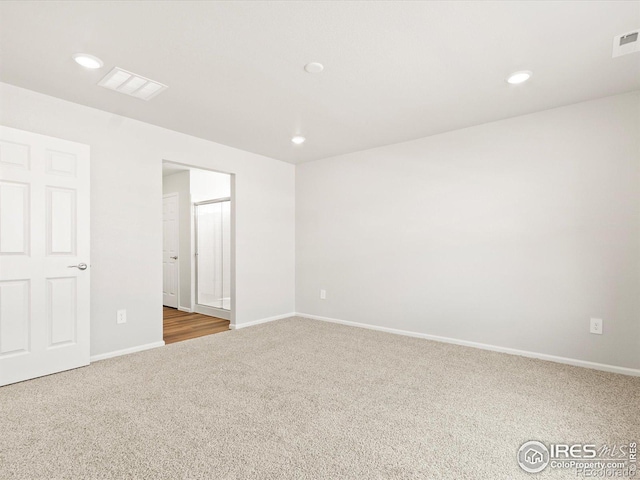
[0,126,90,386]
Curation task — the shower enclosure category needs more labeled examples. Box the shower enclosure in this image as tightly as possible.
[195,198,231,314]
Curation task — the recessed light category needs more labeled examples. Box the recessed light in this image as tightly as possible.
[291,136,306,145]
[304,62,324,73]
[507,70,532,85]
[73,53,103,69]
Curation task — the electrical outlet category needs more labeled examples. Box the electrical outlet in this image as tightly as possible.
[320,289,326,300]
[117,309,127,324]
[590,318,603,335]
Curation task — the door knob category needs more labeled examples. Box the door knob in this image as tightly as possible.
[170,256,178,260]
[68,263,88,270]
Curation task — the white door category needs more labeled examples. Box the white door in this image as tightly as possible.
[0,126,90,386]
[162,193,179,308]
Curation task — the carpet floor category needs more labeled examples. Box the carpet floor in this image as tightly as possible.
[1,317,638,479]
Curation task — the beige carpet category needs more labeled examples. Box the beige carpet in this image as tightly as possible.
[1,318,638,479]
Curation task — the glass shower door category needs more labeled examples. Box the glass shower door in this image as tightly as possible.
[195,199,231,311]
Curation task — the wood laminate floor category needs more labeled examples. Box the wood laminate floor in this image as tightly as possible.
[163,307,230,344]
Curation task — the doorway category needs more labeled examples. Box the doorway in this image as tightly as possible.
[161,161,233,344]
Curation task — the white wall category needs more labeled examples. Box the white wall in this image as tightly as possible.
[296,91,640,370]
[190,169,230,203]
[0,82,295,357]
[162,171,191,310]
[3,80,637,371]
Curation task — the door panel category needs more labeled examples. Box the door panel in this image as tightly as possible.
[46,150,77,177]
[0,126,90,386]
[47,277,76,347]
[0,280,30,357]
[0,140,30,169]
[47,187,76,255]
[0,181,29,254]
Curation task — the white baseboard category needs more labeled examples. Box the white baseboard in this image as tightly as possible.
[194,304,231,320]
[296,312,640,377]
[230,312,295,330]
[90,341,165,362]
[178,307,192,313]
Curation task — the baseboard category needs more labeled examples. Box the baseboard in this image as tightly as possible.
[90,341,165,362]
[178,307,192,313]
[230,312,295,330]
[296,312,640,377]
[194,304,231,320]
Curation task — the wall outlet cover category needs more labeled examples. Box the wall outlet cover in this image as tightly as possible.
[590,318,603,335]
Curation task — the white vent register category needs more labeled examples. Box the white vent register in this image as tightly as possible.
[612,29,640,58]
[98,67,167,100]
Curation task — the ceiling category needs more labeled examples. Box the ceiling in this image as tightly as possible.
[1,1,638,164]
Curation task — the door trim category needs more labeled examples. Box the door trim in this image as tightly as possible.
[162,192,179,309]
[161,160,236,329]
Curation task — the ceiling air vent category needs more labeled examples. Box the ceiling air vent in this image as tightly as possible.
[98,67,167,101]
[612,29,640,58]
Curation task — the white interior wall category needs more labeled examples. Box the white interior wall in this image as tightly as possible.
[191,169,231,203]
[2,80,637,372]
[0,82,295,357]
[296,91,640,370]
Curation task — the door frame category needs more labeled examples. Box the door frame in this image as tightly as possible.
[161,160,236,327]
[162,192,180,309]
